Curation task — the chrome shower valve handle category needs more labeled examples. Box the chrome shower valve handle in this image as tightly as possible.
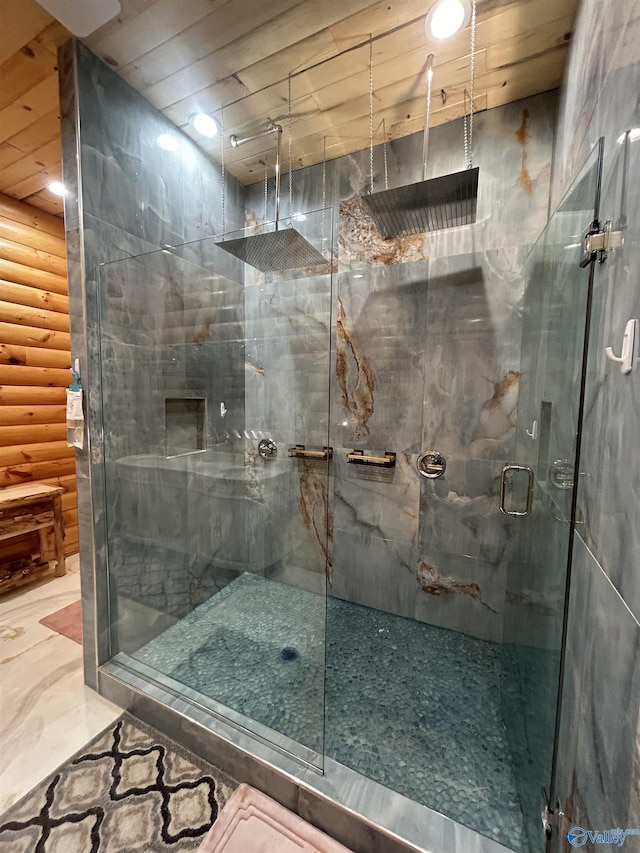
[416,450,446,479]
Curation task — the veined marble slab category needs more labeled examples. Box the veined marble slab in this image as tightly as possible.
[197,784,353,852]
[0,556,121,815]
[550,0,640,839]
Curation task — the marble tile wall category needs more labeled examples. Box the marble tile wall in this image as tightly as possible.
[553,536,640,841]
[245,91,558,642]
[547,0,640,845]
[59,41,247,682]
[576,135,640,622]
[240,210,334,586]
[99,244,252,644]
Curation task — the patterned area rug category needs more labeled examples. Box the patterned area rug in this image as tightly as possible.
[0,714,237,853]
[39,600,83,644]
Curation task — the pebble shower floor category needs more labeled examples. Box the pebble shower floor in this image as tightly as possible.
[133,573,526,850]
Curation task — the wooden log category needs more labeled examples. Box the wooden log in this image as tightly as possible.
[0,300,70,332]
[0,405,66,425]
[51,493,65,575]
[0,258,67,295]
[0,343,71,368]
[63,524,79,555]
[0,214,66,260]
[0,440,74,467]
[62,507,77,528]
[0,422,67,445]
[0,279,69,314]
[0,364,72,387]
[0,455,76,487]
[0,385,67,405]
[0,515,56,541]
[40,473,76,493]
[0,321,70,351]
[61,490,77,512]
[0,530,39,560]
[0,235,67,276]
[37,501,79,556]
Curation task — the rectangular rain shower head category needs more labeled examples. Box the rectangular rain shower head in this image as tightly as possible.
[215,227,328,274]
[362,167,479,239]
[220,120,328,273]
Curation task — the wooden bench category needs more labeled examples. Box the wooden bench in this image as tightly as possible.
[0,483,65,595]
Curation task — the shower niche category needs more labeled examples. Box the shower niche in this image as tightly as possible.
[164,396,206,455]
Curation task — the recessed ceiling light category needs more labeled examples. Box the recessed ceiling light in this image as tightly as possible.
[157,133,178,151]
[292,213,307,222]
[426,0,470,41]
[190,113,219,137]
[48,180,67,197]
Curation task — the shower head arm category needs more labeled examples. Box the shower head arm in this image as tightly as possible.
[274,123,281,229]
[229,121,282,148]
[229,122,283,229]
[422,54,435,182]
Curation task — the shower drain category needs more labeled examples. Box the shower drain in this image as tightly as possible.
[280,646,299,662]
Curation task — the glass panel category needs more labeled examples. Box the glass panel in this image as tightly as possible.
[501,141,603,852]
[99,209,333,768]
[326,247,528,849]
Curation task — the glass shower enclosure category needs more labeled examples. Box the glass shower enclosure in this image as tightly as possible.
[96,145,604,853]
[99,208,333,769]
[502,140,603,852]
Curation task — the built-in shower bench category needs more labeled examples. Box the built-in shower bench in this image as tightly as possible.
[0,483,65,594]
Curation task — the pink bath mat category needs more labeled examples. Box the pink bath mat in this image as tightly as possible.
[197,783,354,853]
[39,599,83,644]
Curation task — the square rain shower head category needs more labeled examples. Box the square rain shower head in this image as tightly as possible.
[362,167,479,238]
[215,227,328,273]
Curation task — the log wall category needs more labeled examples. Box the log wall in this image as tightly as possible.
[0,192,78,556]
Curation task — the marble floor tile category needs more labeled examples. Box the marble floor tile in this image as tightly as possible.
[0,556,82,658]
[0,557,121,815]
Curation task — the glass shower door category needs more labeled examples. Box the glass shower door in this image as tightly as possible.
[501,141,603,852]
[98,210,332,769]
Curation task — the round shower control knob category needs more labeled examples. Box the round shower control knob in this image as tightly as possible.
[416,450,446,479]
[258,438,277,460]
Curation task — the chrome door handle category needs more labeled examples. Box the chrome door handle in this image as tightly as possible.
[500,464,534,516]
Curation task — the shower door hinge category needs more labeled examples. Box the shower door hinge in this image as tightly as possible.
[580,219,624,267]
[541,790,565,843]
[542,803,554,839]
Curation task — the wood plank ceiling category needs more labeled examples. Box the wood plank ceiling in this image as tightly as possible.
[0,0,580,216]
